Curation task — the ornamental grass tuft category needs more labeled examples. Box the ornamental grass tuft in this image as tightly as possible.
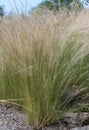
[0,9,89,129]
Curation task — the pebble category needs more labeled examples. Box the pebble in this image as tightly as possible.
[0,126,9,130]
[0,120,3,126]
[71,126,89,130]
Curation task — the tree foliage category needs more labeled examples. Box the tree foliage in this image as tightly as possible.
[60,0,73,4]
[0,5,4,17]
[39,0,57,10]
[39,0,78,10]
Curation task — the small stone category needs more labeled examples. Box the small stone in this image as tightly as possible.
[71,126,89,130]
[0,125,9,130]
[0,121,3,126]
[42,126,61,130]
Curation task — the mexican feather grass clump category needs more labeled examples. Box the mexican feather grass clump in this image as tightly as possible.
[0,9,89,129]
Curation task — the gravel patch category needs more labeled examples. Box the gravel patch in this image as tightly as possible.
[0,103,89,130]
[0,103,33,130]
